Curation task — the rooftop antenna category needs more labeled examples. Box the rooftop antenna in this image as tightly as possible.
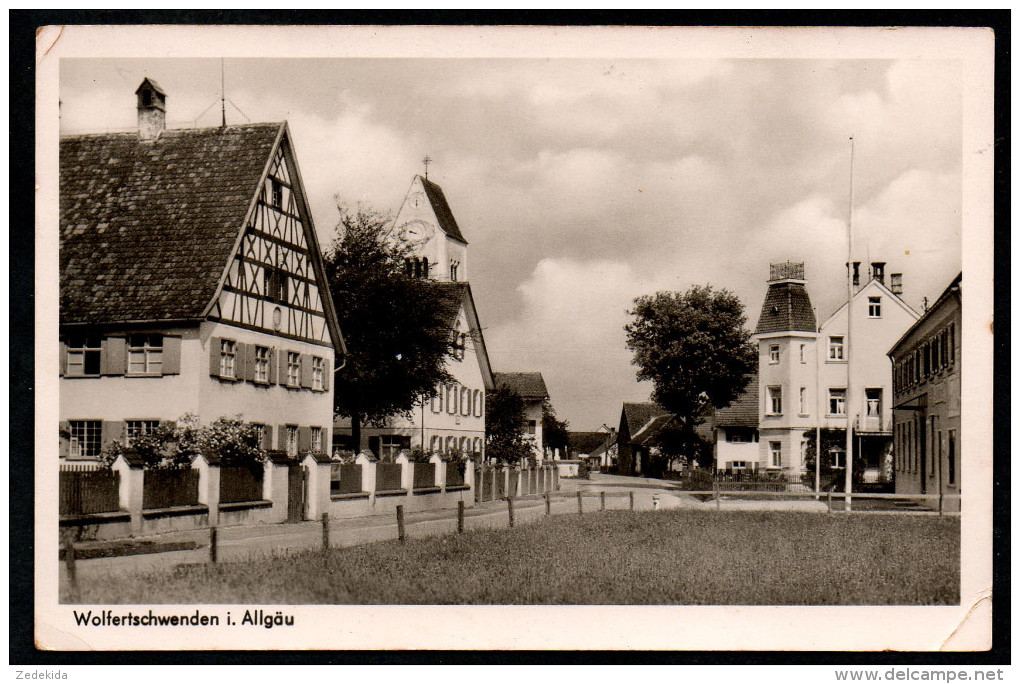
[220,59,226,127]
[422,155,433,181]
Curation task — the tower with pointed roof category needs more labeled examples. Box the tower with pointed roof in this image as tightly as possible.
[388,174,469,283]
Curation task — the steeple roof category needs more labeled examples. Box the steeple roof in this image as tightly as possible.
[419,175,468,244]
[755,281,816,334]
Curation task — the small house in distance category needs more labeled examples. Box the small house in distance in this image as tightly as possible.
[712,375,760,472]
[493,372,550,459]
[59,79,346,462]
[888,273,961,509]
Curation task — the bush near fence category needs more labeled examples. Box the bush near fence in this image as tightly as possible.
[331,463,363,495]
[59,467,121,516]
[219,465,264,504]
[143,468,200,509]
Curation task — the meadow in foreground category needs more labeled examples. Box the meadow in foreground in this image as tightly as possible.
[66,509,959,605]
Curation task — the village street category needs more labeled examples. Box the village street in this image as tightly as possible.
[60,475,712,588]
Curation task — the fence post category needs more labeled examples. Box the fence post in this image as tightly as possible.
[63,527,77,600]
[576,490,583,515]
[715,479,721,511]
[321,512,330,551]
[507,495,515,528]
[544,491,551,516]
[629,490,634,510]
[396,504,406,543]
[600,491,606,511]
[938,492,944,517]
[827,489,832,514]
[457,500,465,533]
[210,525,218,564]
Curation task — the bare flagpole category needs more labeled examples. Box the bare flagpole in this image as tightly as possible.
[220,59,226,127]
[845,136,855,511]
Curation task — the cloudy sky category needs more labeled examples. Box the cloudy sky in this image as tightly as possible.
[59,53,963,430]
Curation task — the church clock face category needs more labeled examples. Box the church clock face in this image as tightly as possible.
[397,219,434,245]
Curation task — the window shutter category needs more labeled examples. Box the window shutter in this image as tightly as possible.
[299,354,313,388]
[262,425,274,451]
[102,420,124,450]
[268,348,279,385]
[59,420,70,457]
[243,343,256,382]
[298,426,311,453]
[322,358,330,391]
[101,337,127,376]
[59,341,67,376]
[209,337,222,376]
[162,336,181,375]
[277,424,287,451]
[368,436,380,458]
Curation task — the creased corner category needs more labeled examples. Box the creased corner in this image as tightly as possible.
[35,619,94,652]
[939,587,992,651]
[36,25,64,65]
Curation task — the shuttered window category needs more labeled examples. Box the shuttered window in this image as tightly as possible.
[66,336,102,377]
[127,334,163,375]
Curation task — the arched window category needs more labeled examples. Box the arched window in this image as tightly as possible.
[461,387,471,416]
[473,390,483,417]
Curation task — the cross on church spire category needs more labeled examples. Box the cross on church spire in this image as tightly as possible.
[422,155,433,180]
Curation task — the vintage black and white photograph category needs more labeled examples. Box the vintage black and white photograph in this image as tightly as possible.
[34,24,994,652]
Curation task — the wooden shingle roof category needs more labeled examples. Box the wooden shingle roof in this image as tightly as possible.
[60,123,283,325]
[420,176,468,244]
[754,281,816,334]
[493,372,549,400]
[712,375,759,427]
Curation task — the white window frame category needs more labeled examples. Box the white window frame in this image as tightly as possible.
[799,343,806,364]
[286,425,298,457]
[768,441,782,469]
[253,346,270,383]
[312,356,324,390]
[525,420,537,436]
[220,339,237,378]
[286,352,300,387]
[66,335,102,377]
[767,386,782,415]
[69,420,102,459]
[727,429,750,444]
[769,344,780,364]
[829,388,847,416]
[127,334,163,376]
[866,388,882,417]
[310,426,323,452]
[799,387,808,415]
[125,419,159,446]
[828,336,845,361]
[829,446,845,469]
[868,296,882,318]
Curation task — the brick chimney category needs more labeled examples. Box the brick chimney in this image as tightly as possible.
[135,77,167,142]
[871,261,886,285]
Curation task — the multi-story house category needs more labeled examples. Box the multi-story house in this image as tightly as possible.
[752,261,919,480]
[333,175,494,458]
[59,79,346,463]
[888,273,961,506]
[493,372,549,459]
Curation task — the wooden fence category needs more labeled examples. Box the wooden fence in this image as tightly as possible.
[376,462,403,491]
[413,463,436,489]
[59,468,121,516]
[445,462,465,487]
[331,463,363,495]
[142,468,200,509]
[219,466,264,504]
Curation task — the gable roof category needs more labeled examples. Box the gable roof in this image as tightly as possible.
[755,281,816,335]
[60,123,284,325]
[437,281,494,390]
[888,272,961,357]
[818,276,920,332]
[631,413,676,446]
[712,374,759,427]
[621,402,671,437]
[493,372,549,400]
[568,431,609,455]
[419,176,468,244]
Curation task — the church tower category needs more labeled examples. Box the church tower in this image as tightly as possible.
[389,175,468,283]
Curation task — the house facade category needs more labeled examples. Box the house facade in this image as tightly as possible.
[493,372,550,460]
[616,403,671,475]
[333,175,494,459]
[888,273,961,505]
[712,375,760,472]
[752,261,918,480]
[60,79,345,462]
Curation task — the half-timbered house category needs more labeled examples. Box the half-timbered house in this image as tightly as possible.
[59,79,346,461]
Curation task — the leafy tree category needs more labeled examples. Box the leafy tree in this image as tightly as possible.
[484,385,533,466]
[625,285,756,464]
[541,402,570,456]
[323,203,457,450]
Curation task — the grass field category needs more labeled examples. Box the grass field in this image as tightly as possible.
[65,509,959,605]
